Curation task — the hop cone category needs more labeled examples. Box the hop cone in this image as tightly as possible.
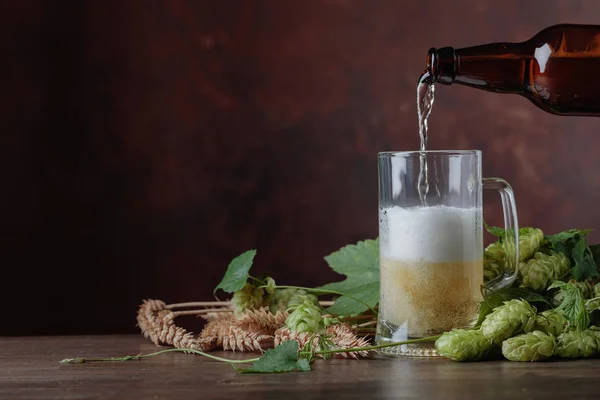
[435,329,492,362]
[231,283,264,315]
[485,241,505,261]
[269,288,318,313]
[484,260,504,283]
[518,228,545,261]
[287,293,319,310]
[264,277,277,294]
[481,299,537,345]
[534,310,567,336]
[519,252,570,291]
[484,242,505,282]
[557,329,599,358]
[573,279,595,299]
[588,326,600,342]
[594,283,600,298]
[586,297,600,313]
[285,299,324,333]
[502,330,556,362]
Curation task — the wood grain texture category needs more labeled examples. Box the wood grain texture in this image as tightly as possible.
[2,0,600,335]
[2,335,600,400]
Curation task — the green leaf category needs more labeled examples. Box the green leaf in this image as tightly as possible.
[236,341,311,373]
[484,221,546,239]
[545,229,592,246]
[544,229,590,258]
[317,238,379,316]
[484,223,505,238]
[555,283,590,331]
[548,280,567,290]
[214,250,257,294]
[590,244,600,266]
[475,291,505,327]
[323,282,380,315]
[571,238,599,281]
[500,287,553,305]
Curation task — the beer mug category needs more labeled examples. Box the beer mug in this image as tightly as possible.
[375,150,519,357]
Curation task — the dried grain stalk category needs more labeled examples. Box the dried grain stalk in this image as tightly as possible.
[274,324,371,359]
[137,299,210,351]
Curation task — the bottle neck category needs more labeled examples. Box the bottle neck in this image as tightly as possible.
[427,44,530,94]
[427,47,457,85]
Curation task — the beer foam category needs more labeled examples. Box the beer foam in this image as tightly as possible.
[380,205,482,263]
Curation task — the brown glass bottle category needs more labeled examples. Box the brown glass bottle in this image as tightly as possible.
[426,24,600,116]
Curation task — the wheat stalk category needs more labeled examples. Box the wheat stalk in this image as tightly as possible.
[274,324,371,359]
[136,299,212,351]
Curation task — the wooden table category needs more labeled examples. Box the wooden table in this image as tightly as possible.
[2,335,599,399]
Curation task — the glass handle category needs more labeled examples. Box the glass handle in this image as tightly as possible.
[482,177,520,292]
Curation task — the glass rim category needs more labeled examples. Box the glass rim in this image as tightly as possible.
[378,150,481,158]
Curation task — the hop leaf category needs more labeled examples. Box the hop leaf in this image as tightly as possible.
[571,238,600,281]
[285,299,324,334]
[557,329,599,358]
[481,299,537,345]
[551,280,590,331]
[435,329,492,362]
[231,283,264,315]
[501,331,556,362]
[534,310,567,336]
[553,279,595,308]
[236,340,311,373]
[519,252,570,291]
[317,238,380,316]
[214,250,257,294]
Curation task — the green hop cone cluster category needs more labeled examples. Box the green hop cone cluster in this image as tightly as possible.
[481,299,537,345]
[285,299,324,334]
[484,242,505,282]
[435,329,492,362]
[269,288,319,314]
[534,310,567,336]
[519,252,570,291]
[557,329,600,358]
[501,331,556,362]
[231,283,264,315]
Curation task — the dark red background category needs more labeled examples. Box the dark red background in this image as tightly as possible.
[3,0,600,335]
